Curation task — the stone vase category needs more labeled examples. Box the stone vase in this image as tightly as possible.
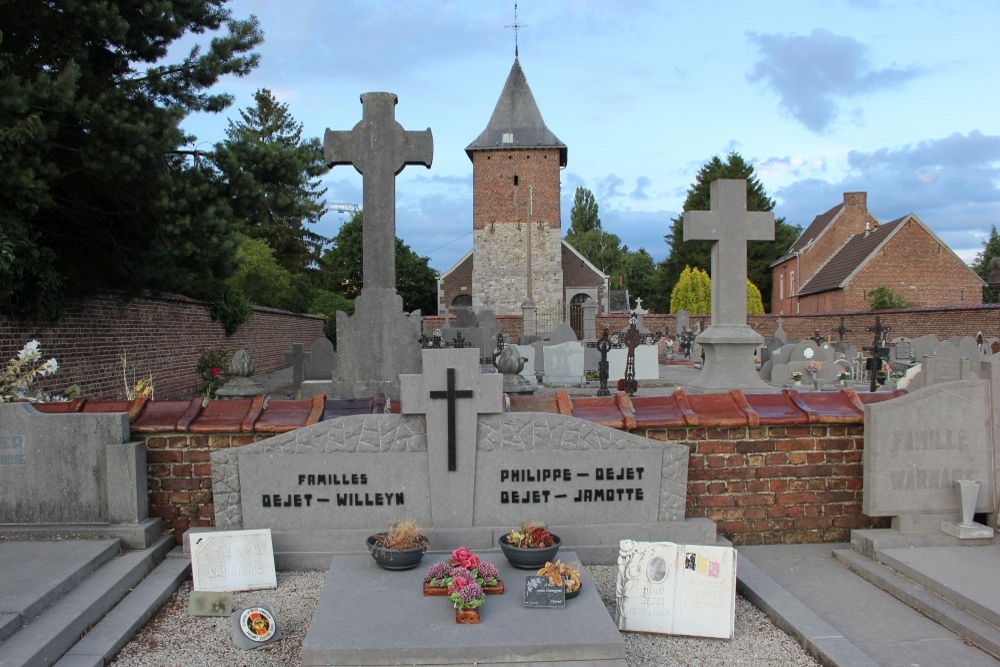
[793,380,802,387]
[810,372,819,390]
[957,480,981,527]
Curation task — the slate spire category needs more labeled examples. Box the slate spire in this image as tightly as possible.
[466,59,567,166]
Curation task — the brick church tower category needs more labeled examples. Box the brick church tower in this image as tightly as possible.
[465,58,567,316]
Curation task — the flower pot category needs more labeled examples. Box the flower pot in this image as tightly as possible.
[793,380,802,386]
[455,607,480,624]
[498,534,562,569]
[565,583,582,600]
[366,534,427,570]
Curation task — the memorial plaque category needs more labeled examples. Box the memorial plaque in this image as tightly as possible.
[523,575,566,608]
[231,604,283,650]
[188,591,234,617]
[190,529,277,592]
[615,540,736,639]
[474,450,664,526]
[239,452,431,529]
[863,379,994,517]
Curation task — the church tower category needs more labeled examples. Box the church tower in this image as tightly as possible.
[465,58,566,316]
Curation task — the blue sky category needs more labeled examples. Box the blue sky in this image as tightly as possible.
[180,0,1000,274]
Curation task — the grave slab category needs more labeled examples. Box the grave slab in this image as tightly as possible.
[300,551,626,666]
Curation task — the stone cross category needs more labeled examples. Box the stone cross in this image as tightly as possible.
[863,315,891,392]
[324,92,433,290]
[832,317,853,343]
[683,180,774,325]
[400,349,502,528]
[586,326,622,397]
[284,343,308,390]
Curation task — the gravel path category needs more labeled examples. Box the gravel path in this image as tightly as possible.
[111,567,819,667]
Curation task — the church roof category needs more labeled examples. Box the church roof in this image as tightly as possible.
[466,58,567,165]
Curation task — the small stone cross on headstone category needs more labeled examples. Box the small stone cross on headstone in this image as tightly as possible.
[430,368,473,472]
[809,329,827,346]
[683,180,774,326]
[324,93,432,289]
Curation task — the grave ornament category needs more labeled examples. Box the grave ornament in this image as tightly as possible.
[586,325,623,397]
[863,316,891,392]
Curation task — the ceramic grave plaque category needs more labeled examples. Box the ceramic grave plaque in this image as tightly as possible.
[191,529,277,592]
[615,540,736,639]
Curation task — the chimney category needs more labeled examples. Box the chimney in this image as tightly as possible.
[843,192,868,235]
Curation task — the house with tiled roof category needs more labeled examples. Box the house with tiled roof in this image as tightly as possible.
[771,192,985,314]
[437,58,607,337]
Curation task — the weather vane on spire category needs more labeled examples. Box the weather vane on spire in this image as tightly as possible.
[505,2,527,58]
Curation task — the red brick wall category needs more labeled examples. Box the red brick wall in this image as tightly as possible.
[471,149,561,230]
[144,433,270,543]
[139,422,889,546]
[439,254,474,314]
[562,244,606,307]
[0,293,326,400]
[641,424,889,545]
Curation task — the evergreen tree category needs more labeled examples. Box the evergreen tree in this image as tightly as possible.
[617,248,657,308]
[655,153,800,312]
[0,0,263,321]
[216,88,329,273]
[747,280,765,315]
[319,212,438,314]
[971,225,1000,302]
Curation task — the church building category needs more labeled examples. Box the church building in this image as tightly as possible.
[437,58,607,334]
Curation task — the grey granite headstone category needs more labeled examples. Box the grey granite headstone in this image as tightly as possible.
[305,338,336,380]
[772,317,787,346]
[543,341,585,384]
[674,310,689,334]
[453,309,479,328]
[682,179,775,393]
[0,404,156,548]
[863,379,995,532]
[550,322,578,344]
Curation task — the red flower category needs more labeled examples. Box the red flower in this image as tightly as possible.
[448,576,472,595]
[450,547,479,570]
[211,366,220,378]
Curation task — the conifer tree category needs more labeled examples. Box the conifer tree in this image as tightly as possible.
[670,266,711,314]
[0,0,263,320]
[215,88,329,273]
[971,225,1000,302]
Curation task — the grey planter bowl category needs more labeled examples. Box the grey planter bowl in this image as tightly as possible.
[366,534,428,570]
[498,534,562,569]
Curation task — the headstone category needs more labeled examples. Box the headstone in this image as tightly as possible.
[674,310,690,335]
[514,344,536,379]
[582,298,598,340]
[209,349,707,567]
[520,298,538,343]
[615,540,736,639]
[0,403,158,548]
[543,341,585,384]
[190,529,277,592]
[454,309,479,328]
[323,92,431,399]
[305,337,336,380]
[682,179,775,393]
[285,343,308,390]
[863,379,995,532]
[550,322,579,344]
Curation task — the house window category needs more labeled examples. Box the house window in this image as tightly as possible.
[790,271,796,295]
[513,175,519,186]
[779,274,784,300]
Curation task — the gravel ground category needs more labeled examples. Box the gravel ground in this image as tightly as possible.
[111,567,819,667]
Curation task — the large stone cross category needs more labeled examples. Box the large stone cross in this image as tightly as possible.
[683,179,774,326]
[324,92,433,290]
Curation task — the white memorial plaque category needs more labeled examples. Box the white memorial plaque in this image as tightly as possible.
[615,540,736,639]
[191,529,277,592]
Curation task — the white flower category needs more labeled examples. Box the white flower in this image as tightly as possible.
[40,358,59,376]
[18,340,41,361]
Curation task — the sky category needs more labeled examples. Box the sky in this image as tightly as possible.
[179,0,1000,274]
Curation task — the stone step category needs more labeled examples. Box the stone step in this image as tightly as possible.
[0,536,174,667]
[0,540,121,642]
[54,547,189,667]
[833,549,1000,659]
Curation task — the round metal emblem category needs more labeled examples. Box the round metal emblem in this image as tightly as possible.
[240,607,276,642]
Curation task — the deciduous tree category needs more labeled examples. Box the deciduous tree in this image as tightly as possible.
[971,225,1000,302]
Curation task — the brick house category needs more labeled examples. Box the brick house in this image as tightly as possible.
[770,192,985,314]
[437,58,607,334]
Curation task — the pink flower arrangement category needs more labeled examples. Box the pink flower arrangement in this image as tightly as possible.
[450,546,479,570]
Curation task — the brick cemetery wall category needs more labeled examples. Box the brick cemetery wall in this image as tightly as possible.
[137,422,886,546]
[637,423,888,545]
[0,292,326,400]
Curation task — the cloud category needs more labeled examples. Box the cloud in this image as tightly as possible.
[747,29,921,132]
[597,174,625,201]
[631,176,652,201]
